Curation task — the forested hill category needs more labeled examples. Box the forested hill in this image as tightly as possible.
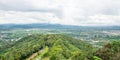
[0,34,120,60]
[95,41,120,60]
[0,34,94,60]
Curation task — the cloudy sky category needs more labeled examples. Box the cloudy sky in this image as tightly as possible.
[0,0,120,26]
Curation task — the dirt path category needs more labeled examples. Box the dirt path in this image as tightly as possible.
[27,49,44,60]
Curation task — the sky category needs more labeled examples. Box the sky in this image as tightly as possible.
[0,0,120,26]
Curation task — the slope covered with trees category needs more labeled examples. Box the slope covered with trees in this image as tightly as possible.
[0,34,120,60]
[0,34,94,60]
[95,41,120,60]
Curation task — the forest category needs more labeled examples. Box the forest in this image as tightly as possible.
[0,34,120,60]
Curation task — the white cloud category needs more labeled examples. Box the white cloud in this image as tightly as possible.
[0,10,60,24]
[0,0,120,26]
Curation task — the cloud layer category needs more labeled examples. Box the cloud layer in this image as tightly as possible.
[0,0,120,26]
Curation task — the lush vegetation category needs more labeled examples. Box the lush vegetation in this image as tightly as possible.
[0,34,120,60]
[95,41,120,60]
[0,34,94,60]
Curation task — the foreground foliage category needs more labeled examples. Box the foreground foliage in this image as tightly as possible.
[95,41,120,60]
[0,34,120,60]
[0,34,94,60]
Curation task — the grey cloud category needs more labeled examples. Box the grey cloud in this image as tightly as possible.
[27,9,63,18]
[0,0,63,18]
[101,8,120,15]
[0,0,120,26]
[0,0,32,11]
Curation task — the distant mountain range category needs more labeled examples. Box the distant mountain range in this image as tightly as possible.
[0,23,120,30]
[0,23,75,29]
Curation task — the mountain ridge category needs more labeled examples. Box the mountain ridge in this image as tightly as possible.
[0,23,120,30]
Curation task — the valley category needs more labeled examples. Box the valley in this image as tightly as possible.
[0,24,120,60]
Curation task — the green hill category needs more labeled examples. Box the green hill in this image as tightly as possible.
[0,34,94,60]
[95,41,120,60]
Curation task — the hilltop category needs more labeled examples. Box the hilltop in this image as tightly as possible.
[0,34,120,60]
[0,34,94,60]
